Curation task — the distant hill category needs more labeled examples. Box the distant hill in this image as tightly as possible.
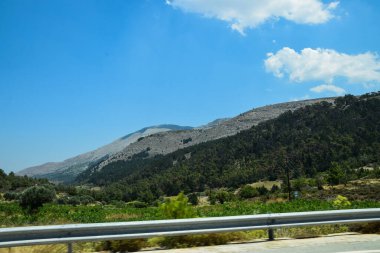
[17,125,193,183]
[77,92,380,203]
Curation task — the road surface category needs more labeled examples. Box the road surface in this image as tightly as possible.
[143,234,380,253]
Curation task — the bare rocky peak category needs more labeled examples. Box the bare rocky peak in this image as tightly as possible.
[18,125,192,182]
[93,97,335,172]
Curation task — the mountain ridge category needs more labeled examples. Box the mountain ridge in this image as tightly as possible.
[18,97,336,183]
[17,124,193,182]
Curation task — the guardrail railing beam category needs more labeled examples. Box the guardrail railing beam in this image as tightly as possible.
[0,208,379,252]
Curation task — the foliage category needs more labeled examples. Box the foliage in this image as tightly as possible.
[125,201,149,208]
[349,222,380,234]
[0,168,50,193]
[328,162,346,185]
[157,232,245,249]
[97,239,147,252]
[187,192,199,206]
[19,186,56,213]
[4,191,19,201]
[77,93,380,203]
[332,195,351,209]
[238,185,259,199]
[159,192,195,219]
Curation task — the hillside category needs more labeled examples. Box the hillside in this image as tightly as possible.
[18,98,334,183]
[86,97,335,174]
[17,125,192,183]
[77,92,380,203]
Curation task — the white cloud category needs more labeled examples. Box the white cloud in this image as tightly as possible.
[310,84,346,95]
[265,47,380,87]
[167,0,339,35]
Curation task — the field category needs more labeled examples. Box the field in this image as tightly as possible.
[1,179,380,252]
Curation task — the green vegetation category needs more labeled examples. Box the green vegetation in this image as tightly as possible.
[159,192,195,219]
[76,93,380,203]
[1,92,380,251]
[19,186,56,213]
[0,169,49,193]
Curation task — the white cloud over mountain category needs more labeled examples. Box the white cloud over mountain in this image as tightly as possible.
[265,47,380,95]
[167,0,339,35]
[310,84,346,95]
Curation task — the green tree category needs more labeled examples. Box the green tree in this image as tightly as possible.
[238,185,259,199]
[187,192,199,206]
[19,186,56,213]
[327,162,345,185]
[159,192,195,219]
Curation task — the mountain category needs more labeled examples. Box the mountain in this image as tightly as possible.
[77,92,380,203]
[19,97,336,183]
[87,97,335,174]
[17,125,193,183]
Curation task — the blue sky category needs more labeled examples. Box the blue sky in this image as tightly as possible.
[1,0,380,172]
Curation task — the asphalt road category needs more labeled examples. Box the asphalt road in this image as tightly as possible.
[142,234,380,253]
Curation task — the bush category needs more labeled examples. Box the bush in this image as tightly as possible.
[349,222,380,234]
[209,189,235,204]
[187,193,199,206]
[67,196,81,206]
[97,239,147,252]
[332,195,351,209]
[4,191,19,201]
[19,186,56,212]
[270,185,280,193]
[328,163,345,185]
[238,185,259,199]
[158,232,246,249]
[126,201,148,208]
[159,192,195,219]
[257,186,269,196]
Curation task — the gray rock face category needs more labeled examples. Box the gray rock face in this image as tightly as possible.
[92,97,335,173]
[17,125,192,182]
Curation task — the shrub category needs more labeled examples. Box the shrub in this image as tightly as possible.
[187,193,199,206]
[332,195,351,209]
[328,162,345,185]
[159,192,195,219]
[97,239,147,252]
[292,177,308,191]
[210,189,235,204]
[238,185,259,199]
[126,201,148,208]
[270,185,280,193]
[257,186,269,196]
[67,196,81,206]
[349,222,380,234]
[157,232,246,249]
[19,186,56,212]
[4,191,19,201]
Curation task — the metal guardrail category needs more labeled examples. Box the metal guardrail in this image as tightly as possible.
[0,208,379,252]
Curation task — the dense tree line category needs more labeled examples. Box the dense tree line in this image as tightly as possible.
[0,169,49,193]
[76,92,380,203]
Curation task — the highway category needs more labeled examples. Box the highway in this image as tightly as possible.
[143,234,380,253]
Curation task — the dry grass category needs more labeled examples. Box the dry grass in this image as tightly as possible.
[0,243,100,253]
[0,244,67,253]
[105,212,139,220]
[250,180,282,190]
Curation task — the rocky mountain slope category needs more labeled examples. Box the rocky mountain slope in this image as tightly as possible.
[17,125,192,182]
[19,97,335,183]
[88,97,335,175]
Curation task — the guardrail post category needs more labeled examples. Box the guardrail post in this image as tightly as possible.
[67,242,73,253]
[268,218,275,241]
[268,228,274,241]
